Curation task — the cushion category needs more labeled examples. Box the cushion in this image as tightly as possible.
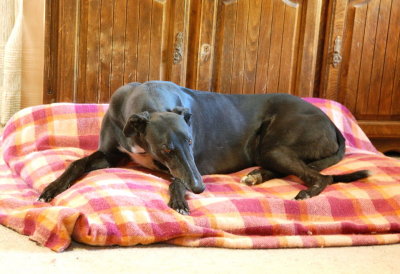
[0,99,399,252]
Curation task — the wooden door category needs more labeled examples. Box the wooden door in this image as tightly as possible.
[321,0,400,151]
[187,0,325,96]
[44,0,190,103]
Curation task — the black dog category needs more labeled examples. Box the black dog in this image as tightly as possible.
[39,81,369,214]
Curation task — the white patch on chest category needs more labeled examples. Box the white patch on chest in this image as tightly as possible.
[118,146,158,170]
[131,144,146,154]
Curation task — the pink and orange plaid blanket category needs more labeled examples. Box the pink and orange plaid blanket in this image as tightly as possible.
[1,99,400,252]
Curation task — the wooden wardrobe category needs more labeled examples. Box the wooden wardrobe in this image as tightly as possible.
[43,0,400,152]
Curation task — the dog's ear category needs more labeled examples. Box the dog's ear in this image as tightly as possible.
[172,107,192,125]
[123,111,150,137]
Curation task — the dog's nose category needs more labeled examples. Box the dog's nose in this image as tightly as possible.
[191,180,205,194]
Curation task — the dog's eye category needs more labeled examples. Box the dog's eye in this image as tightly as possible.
[162,144,173,154]
[188,139,192,145]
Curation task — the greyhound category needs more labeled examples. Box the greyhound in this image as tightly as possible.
[39,81,369,214]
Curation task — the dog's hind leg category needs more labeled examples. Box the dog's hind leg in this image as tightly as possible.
[257,146,334,200]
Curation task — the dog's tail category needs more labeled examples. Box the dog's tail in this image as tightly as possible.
[307,125,346,171]
[330,170,370,184]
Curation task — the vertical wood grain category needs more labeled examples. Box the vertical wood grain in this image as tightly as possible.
[356,0,379,116]
[366,0,391,116]
[137,0,152,82]
[278,2,300,93]
[213,1,237,93]
[295,0,322,97]
[75,0,88,103]
[82,0,100,103]
[242,0,262,94]
[230,0,249,94]
[266,0,285,94]
[43,0,58,103]
[110,0,128,96]
[188,0,217,91]
[57,0,78,102]
[98,0,114,102]
[167,0,189,85]
[149,0,166,81]
[124,0,140,83]
[254,0,273,94]
[323,0,400,122]
[319,0,347,101]
[379,0,400,115]
[342,3,367,113]
[392,27,400,115]
[194,0,311,95]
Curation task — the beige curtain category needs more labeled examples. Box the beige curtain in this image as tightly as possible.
[0,0,23,125]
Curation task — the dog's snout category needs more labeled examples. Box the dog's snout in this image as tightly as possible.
[191,179,205,194]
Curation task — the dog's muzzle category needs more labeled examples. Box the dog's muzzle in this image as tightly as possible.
[168,150,205,194]
[189,177,205,194]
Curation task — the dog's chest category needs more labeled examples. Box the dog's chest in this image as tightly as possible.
[118,145,158,170]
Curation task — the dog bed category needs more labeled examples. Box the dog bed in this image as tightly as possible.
[0,99,399,252]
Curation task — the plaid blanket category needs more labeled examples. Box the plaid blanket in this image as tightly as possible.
[1,99,399,252]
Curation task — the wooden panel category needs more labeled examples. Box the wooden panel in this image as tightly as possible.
[242,0,262,94]
[191,0,318,96]
[230,0,249,94]
[45,0,188,103]
[355,0,380,117]
[359,121,400,138]
[166,0,190,85]
[110,0,128,96]
[186,0,217,91]
[137,0,153,82]
[366,0,391,115]
[321,0,400,151]
[75,0,88,103]
[278,0,301,93]
[393,37,400,115]
[43,0,59,103]
[324,0,400,120]
[98,0,113,102]
[295,0,322,96]
[340,2,367,111]
[380,0,400,115]
[266,0,285,94]
[254,0,274,94]
[213,0,237,93]
[123,0,140,83]
[80,0,100,103]
[57,0,79,102]
[149,0,167,81]
[390,0,400,116]
[319,0,349,101]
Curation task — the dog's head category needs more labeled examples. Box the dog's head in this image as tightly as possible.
[122,107,205,194]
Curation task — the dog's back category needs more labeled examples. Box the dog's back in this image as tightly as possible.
[107,82,344,175]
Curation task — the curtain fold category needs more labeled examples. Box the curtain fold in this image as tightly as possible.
[0,0,23,125]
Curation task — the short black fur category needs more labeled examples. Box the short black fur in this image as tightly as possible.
[39,81,369,214]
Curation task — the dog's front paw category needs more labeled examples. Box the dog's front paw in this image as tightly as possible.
[168,196,190,215]
[294,190,311,200]
[38,180,68,202]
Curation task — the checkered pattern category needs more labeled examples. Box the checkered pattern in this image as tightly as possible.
[0,100,399,252]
